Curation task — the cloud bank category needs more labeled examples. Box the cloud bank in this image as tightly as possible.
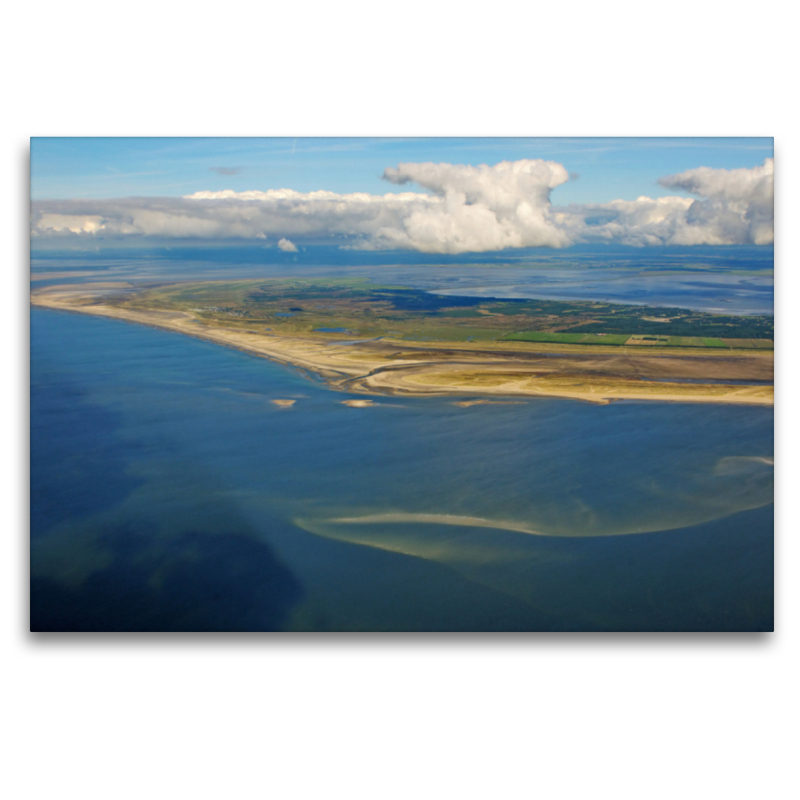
[31,158,773,251]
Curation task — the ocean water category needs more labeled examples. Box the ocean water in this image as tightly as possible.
[30,307,774,631]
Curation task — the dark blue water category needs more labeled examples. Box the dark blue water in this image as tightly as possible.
[30,307,774,631]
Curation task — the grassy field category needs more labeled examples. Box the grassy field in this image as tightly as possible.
[503,332,632,346]
[503,331,773,349]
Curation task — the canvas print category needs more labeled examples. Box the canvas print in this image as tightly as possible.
[30,137,774,631]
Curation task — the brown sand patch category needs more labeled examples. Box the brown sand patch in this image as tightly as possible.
[453,399,524,407]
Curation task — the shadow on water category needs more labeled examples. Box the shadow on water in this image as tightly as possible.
[30,372,145,535]
[31,315,306,631]
[31,526,303,632]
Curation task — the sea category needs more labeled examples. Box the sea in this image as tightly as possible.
[29,245,774,631]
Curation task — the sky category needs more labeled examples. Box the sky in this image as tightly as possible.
[30,137,774,253]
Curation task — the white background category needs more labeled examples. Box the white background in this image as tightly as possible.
[3,3,797,798]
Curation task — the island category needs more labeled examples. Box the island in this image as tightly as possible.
[30,277,774,406]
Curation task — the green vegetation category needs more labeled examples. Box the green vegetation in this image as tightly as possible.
[114,277,773,350]
[503,332,632,346]
[502,332,772,349]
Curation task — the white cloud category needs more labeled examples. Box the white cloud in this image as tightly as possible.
[658,158,774,204]
[658,157,774,245]
[277,237,298,252]
[564,158,774,246]
[379,160,571,251]
[30,158,773,251]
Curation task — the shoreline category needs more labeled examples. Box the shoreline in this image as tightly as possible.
[31,286,774,407]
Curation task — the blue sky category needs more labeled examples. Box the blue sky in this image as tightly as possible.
[31,137,773,205]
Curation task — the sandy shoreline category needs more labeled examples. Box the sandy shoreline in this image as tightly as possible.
[31,284,774,407]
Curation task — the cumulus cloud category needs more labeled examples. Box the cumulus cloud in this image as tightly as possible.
[564,158,774,246]
[379,160,571,251]
[30,157,774,251]
[657,158,774,245]
[277,237,298,252]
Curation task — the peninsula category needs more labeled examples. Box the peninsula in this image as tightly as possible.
[30,278,774,406]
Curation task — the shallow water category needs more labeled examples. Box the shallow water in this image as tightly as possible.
[30,307,774,631]
[31,243,774,315]
[432,269,773,314]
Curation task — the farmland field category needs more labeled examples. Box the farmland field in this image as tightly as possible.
[503,331,772,349]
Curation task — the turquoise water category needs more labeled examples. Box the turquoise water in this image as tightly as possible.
[30,307,774,631]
